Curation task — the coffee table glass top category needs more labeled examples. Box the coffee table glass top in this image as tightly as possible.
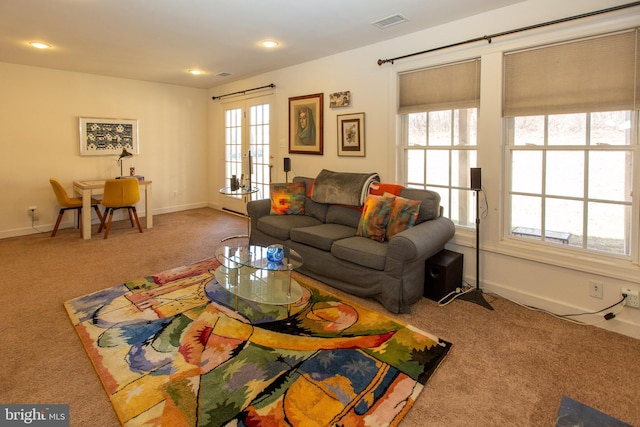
[215,245,303,271]
[214,245,303,305]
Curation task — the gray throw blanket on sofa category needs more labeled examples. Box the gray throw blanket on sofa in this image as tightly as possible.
[310,169,380,207]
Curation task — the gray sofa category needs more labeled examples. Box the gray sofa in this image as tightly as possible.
[247,176,455,313]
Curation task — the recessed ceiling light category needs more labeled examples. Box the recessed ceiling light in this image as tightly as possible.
[261,40,279,49]
[29,41,51,49]
[188,69,202,75]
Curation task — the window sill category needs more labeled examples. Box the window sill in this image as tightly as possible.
[449,229,640,284]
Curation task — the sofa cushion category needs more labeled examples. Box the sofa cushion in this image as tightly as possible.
[270,181,306,215]
[257,215,322,241]
[293,177,328,222]
[386,194,421,240]
[331,237,387,271]
[356,194,395,242]
[369,182,404,196]
[290,224,356,251]
[399,188,441,223]
[325,204,362,228]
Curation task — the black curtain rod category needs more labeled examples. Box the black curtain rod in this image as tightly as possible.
[211,83,275,100]
[377,1,640,66]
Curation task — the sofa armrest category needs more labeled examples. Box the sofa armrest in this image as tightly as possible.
[387,216,455,262]
[247,198,271,232]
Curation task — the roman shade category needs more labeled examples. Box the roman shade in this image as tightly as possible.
[398,59,481,114]
[503,28,640,117]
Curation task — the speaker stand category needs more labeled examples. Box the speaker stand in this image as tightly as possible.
[458,188,493,310]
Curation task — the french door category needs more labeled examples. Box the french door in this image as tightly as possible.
[221,95,273,214]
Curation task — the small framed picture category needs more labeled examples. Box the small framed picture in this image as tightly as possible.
[337,113,365,157]
[289,93,323,155]
[329,91,351,108]
[79,117,139,156]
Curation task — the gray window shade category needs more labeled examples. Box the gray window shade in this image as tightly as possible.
[503,29,639,117]
[398,59,480,114]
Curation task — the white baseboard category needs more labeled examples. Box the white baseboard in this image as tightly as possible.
[0,203,209,239]
[479,278,640,340]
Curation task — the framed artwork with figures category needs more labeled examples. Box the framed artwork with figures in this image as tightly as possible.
[289,93,323,155]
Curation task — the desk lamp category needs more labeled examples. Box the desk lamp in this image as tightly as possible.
[117,148,133,177]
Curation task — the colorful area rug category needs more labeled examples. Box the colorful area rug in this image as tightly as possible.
[65,258,451,426]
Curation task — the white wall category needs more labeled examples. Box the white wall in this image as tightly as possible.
[0,63,209,237]
[208,0,640,337]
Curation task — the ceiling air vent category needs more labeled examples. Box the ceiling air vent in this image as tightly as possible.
[371,14,409,29]
[215,72,231,77]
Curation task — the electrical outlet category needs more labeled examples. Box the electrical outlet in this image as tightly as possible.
[27,206,38,221]
[589,281,603,299]
[622,287,640,308]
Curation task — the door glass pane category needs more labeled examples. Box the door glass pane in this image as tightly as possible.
[249,103,270,198]
[224,108,242,193]
[546,151,584,198]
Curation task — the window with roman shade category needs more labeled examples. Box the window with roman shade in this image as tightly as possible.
[503,29,639,116]
[399,59,481,114]
[503,28,640,258]
[399,59,480,228]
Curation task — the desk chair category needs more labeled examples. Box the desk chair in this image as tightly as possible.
[98,178,143,239]
[50,178,103,238]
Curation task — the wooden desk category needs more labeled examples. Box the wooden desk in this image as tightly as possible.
[73,179,153,240]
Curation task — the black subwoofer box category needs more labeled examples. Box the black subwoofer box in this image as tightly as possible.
[424,249,463,302]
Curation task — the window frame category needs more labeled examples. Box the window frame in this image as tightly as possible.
[503,112,640,263]
[400,108,479,228]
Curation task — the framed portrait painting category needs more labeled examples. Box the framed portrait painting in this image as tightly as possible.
[337,113,365,157]
[79,117,139,156]
[289,93,323,155]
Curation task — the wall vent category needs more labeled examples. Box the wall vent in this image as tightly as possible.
[371,14,409,29]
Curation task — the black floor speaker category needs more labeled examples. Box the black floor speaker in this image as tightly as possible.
[424,249,463,302]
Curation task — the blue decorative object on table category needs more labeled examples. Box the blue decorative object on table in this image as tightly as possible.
[266,245,284,263]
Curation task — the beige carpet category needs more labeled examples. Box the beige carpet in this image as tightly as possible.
[0,207,638,427]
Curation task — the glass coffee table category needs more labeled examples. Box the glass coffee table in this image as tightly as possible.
[214,244,304,305]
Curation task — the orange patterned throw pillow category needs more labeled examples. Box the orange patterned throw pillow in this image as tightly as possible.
[270,181,306,215]
[356,194,395,242]
[386,193,421,240]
